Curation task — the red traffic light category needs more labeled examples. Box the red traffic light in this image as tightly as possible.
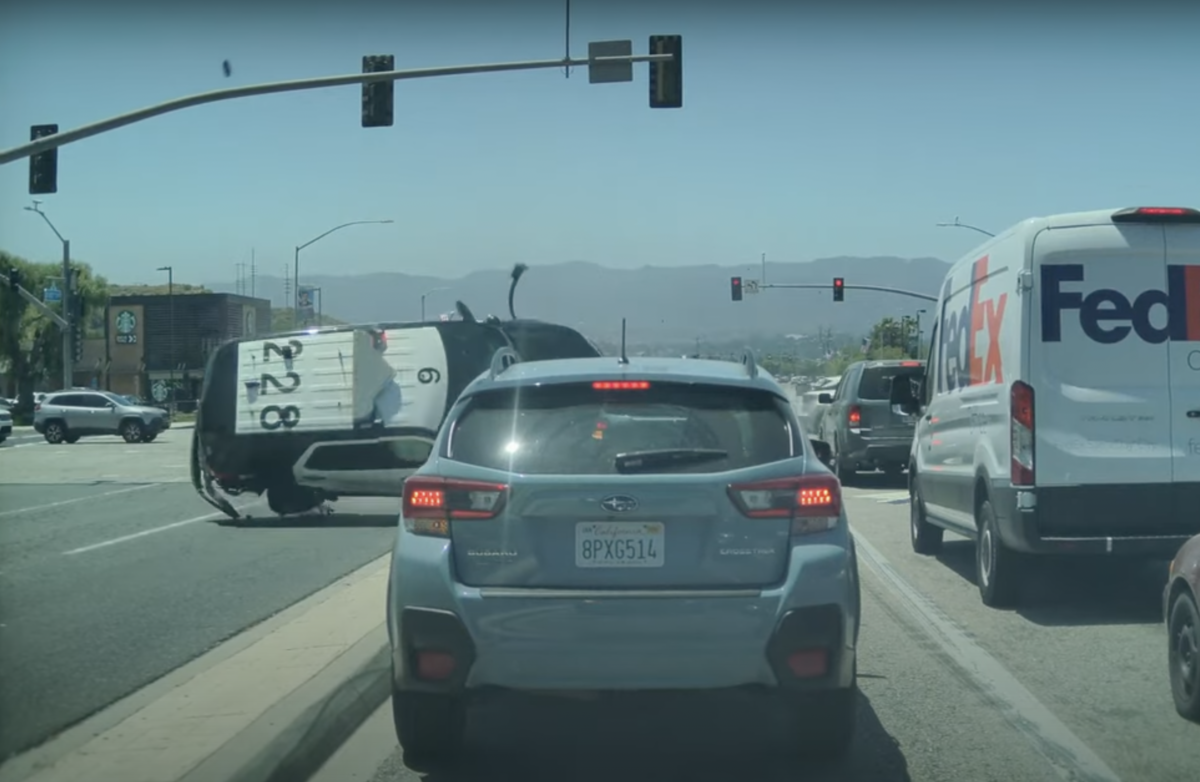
[833,278,844,288]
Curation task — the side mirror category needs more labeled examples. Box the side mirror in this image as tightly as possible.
[889,375,923,416]
[817,392,833,404]
[809,438,833,468]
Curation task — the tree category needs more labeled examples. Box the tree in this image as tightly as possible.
[0,250,110,402]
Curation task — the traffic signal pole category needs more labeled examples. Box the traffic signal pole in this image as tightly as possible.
[755,282,938,304]
[0,271,70,329]
[0,51,676,166]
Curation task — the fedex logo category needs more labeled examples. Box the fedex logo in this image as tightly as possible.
[938,255,1008,393]
[1041,264,1200,344]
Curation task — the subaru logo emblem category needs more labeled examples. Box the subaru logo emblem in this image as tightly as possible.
[599,495,639,513]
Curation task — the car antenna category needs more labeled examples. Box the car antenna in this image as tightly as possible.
[618,318,629,365]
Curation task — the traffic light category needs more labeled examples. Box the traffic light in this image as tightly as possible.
[6,268,19,292]
[648,35,682,109]
[71,324,83,363]
[833,277,845,302]
[731,276,743,301]
[29,124,59,195]
[361,55,395,128]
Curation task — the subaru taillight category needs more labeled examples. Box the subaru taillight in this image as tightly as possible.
[848,405,862,426]
[727,475,842,536]
[1010,381,1035,486]
[402,477,507,537]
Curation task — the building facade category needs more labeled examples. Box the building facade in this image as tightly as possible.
[76,292,272,404]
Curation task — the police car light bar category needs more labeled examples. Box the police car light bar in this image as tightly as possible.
[1111,206,1200,224]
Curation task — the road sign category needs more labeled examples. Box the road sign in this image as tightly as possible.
[43,284,61,302]
[589,40,633,84]
[743,279,761,294]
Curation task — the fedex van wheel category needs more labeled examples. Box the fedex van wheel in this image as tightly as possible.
[909,487,943,555]
[976,499,1021,608]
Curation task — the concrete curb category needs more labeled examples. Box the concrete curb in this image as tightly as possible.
[198,634,393,782]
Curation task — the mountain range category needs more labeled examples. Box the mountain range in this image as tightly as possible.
[203,256,950,342]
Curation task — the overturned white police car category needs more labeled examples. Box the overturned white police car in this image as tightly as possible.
[190,266,601,520]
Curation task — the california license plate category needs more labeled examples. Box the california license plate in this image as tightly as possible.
[575,521,665,568]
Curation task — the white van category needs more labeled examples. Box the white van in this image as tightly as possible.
[893,206,1200,607]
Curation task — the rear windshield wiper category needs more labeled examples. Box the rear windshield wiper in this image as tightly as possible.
[614,448,729,474]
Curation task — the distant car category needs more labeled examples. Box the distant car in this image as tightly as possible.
[387,349,860,768]
[817,359,924,482]
[1166,534,1200,723]
[0,404,12,444]
[33,390,170,444]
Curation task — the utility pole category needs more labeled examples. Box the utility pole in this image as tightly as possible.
[250,248,256,298]
[24,201,74,389]
[157,265,175,411]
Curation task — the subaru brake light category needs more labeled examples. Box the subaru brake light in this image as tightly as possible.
[848,405,862,426]
[727,475,842,536]
[402,477,507,537]
[1010,381,1035,486]
[593,381,650,390]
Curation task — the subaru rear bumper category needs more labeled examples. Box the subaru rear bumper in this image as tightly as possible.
[388,536,859,696]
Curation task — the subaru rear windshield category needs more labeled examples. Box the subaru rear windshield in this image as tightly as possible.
[857,364,924,400]
[446,381,795,475]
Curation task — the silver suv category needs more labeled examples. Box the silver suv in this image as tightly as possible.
[34,390,170,444]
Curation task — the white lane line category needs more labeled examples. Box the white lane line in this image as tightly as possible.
[63,503,259,555]
[852,530,1123,782]
[0,484,157,519]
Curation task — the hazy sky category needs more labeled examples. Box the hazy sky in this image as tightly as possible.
[1,0,1198,288]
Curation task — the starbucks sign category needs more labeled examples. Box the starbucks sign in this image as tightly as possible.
[115,309,138,345]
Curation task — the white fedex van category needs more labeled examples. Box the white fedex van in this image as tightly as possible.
[893,206,1200,607]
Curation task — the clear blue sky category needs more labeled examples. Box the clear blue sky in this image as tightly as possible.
[1,0,1198,287]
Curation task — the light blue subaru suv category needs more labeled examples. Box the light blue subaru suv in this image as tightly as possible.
[387,349,861,767]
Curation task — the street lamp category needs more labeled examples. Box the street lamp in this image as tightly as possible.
[293,219,394,326]
[935,216,995,238]
[157,265,174,411]
[421,286,449,321]
[24,200,73,389]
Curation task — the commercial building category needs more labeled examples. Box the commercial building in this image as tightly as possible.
[76,292,272,404]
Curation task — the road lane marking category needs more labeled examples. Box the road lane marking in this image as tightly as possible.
[0,484,156,519]
[852,529,1123,782]
[63,503,260,555]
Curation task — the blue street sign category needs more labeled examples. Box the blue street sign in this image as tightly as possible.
[43,286,61,302]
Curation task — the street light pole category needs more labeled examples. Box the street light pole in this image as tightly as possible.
[293,219,394,326]
[935,216,995,238]
[24,201,73,389]
[157,265,174,410]
[420,286,449,321]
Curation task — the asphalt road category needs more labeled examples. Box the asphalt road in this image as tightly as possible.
[0,428,399,761]
[314,473,1200,782]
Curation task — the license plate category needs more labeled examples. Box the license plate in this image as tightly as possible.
[575,521,665,568]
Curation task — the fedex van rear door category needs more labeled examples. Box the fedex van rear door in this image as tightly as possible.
[1031,217,1174,537]
[1164,220,1200,522]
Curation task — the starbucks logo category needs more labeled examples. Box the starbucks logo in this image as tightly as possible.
[116,310,137,335]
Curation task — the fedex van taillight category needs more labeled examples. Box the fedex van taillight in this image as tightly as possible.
[1010,381,1035,486]
[1110,206,1200,224]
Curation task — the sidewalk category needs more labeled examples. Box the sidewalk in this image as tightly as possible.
[0,556,393,782]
